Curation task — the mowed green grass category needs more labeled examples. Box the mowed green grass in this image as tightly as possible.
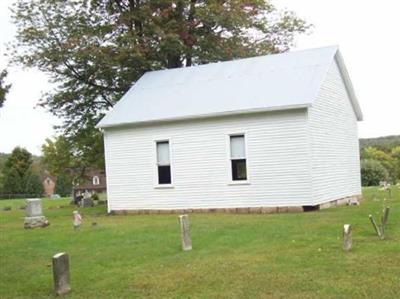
[0,188,399,299]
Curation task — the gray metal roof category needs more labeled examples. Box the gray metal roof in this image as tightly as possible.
[97,46,362,128]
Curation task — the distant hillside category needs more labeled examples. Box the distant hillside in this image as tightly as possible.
[359,135,400,152]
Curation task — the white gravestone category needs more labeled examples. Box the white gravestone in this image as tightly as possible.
[24,198,48,229]
[343,224,352,251]
[26,198,43,217]
[178,215,192,251]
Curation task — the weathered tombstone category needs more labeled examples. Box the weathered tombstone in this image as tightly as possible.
[369,214,384,239]
[24,198,48,229]
[343,224,352,251]
[178,215,192,251]
[381,206,390,227]
[52,252,71,295]
[81,197,93,207]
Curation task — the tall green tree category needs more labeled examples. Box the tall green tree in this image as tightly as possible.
[0,69,11,108]
[42,135,102,180]
[42,136,74,176]
[55,173,73,197]
[1,147,43,196]
[11,0,309,165]
[24,171,44,196]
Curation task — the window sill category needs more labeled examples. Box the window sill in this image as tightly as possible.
[154,185,174,189]
[228,181,251,186]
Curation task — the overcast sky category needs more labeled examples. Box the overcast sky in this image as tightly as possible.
[0,0,399,155]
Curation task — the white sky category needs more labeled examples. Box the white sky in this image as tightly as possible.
[0,0,399,155]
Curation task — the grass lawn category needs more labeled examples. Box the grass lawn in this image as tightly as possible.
[0,188,399,299]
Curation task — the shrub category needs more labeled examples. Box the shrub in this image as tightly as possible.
[361,159,389,186]
[362,147,397,182]
[91,193,99,201]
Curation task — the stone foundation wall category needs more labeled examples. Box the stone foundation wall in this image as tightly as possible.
[110,194,362,215]
[318,194,362,209]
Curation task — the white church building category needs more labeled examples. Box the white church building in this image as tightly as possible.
[97,46,362,214]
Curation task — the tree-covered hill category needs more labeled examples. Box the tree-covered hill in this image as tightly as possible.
[359,135,400,186]
[360,135,400,152]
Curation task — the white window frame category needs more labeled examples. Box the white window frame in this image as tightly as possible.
[227,132,250,185]
[154,139,174,189]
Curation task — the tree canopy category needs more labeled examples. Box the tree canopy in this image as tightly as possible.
[42,134,104,178]
[1,147,43,197]
[360,135,400,153]
[0,69,11,108]
[359,136,400,185]
[11,0,310,167]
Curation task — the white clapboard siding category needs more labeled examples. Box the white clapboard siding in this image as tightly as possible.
[104,110,312,211]
[309,58,362,204]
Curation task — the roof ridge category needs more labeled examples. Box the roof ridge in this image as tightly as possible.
[143,45,339,75]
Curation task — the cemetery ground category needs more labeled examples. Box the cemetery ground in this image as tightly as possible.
[0,187,399,299]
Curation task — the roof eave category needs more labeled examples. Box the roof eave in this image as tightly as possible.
[97,103,311,130]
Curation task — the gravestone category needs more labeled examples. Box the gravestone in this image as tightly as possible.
[52,252,71,295]
[24,198,48,229]
[343,224,352,251]
[81,192,94,207]
[178,215,192,251]
[81,197,94,207]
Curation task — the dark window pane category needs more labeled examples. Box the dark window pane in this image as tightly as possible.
[158,165,171,184]
[232,159,247,181]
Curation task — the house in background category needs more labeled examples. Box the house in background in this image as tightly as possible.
[97,46,362,214]
[42,173,56,197]
[73,169,107,198]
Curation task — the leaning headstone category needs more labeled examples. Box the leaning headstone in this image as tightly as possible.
[178,215,192,251]
[52,252,71,295]
[24,198,49,229]
[369,214,384,239]
[343,224,352,251]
